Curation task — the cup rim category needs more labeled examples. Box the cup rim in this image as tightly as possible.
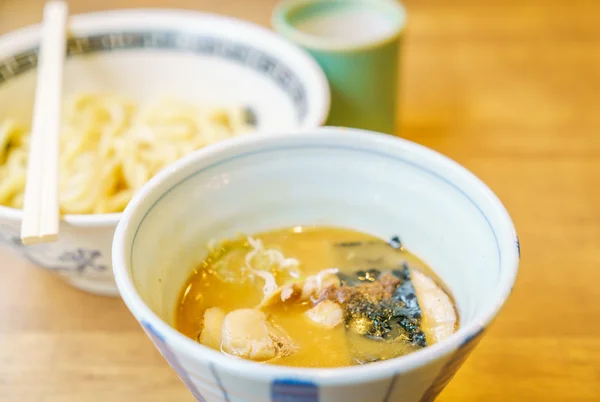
[0,8,331,227]
[112,127,520,383]
[272,0,407,53]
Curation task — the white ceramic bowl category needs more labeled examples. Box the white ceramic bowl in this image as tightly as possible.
[112,127,519,402]
[0,9,330,296]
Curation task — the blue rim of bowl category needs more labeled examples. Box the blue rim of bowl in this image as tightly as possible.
[112,127,520,384]
[0,9,331,226]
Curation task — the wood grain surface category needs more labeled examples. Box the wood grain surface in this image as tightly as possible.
[1,0,599,401]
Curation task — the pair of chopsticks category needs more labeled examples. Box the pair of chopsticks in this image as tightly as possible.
[21,1,68,245]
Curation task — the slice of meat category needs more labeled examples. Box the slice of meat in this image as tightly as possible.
[259,282,300,308]
[266,322,298,358]
[221,309,277,361]
[259,268,340,308]
[305,300,344,328]
[410,268,457,344]
[198,307,225,350]
[299,268,340,301]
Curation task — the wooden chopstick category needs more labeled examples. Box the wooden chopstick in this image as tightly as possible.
[21,1,68,245]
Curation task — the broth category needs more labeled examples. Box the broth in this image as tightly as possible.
[175,226,458,368]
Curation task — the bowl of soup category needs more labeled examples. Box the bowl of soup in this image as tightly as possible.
[0,9,329,295]
[112,127,519,401]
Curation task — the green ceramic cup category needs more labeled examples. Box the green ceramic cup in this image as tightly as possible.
[273,0,406,134]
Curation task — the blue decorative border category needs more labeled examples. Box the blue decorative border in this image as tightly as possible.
[209,363,231,402]
[142,321,207,402]
[0,224,107,273]
[417,327,485,402]
[382,372,398,402]
[271,378,319,402]
[0,31,308,120]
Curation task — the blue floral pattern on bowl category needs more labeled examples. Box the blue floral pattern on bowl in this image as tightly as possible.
[0,224,106,273]
[58,248,107,272]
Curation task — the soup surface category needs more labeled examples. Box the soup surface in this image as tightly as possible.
[175,226,458,368]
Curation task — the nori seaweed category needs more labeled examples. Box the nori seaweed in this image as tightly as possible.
[389,235,402,249]
[391,264,422,320]
[336,258,427,348]
[329,236,428,349]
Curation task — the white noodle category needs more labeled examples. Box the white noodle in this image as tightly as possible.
[244,236,304,298]
[245,236,278,296]
[0,93,254,213]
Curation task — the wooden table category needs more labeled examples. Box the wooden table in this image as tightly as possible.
[1,0,599,401]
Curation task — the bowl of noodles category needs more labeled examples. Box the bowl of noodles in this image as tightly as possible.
[0,9,330,295]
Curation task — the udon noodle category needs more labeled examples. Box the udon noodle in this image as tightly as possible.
[0,93,254,214]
